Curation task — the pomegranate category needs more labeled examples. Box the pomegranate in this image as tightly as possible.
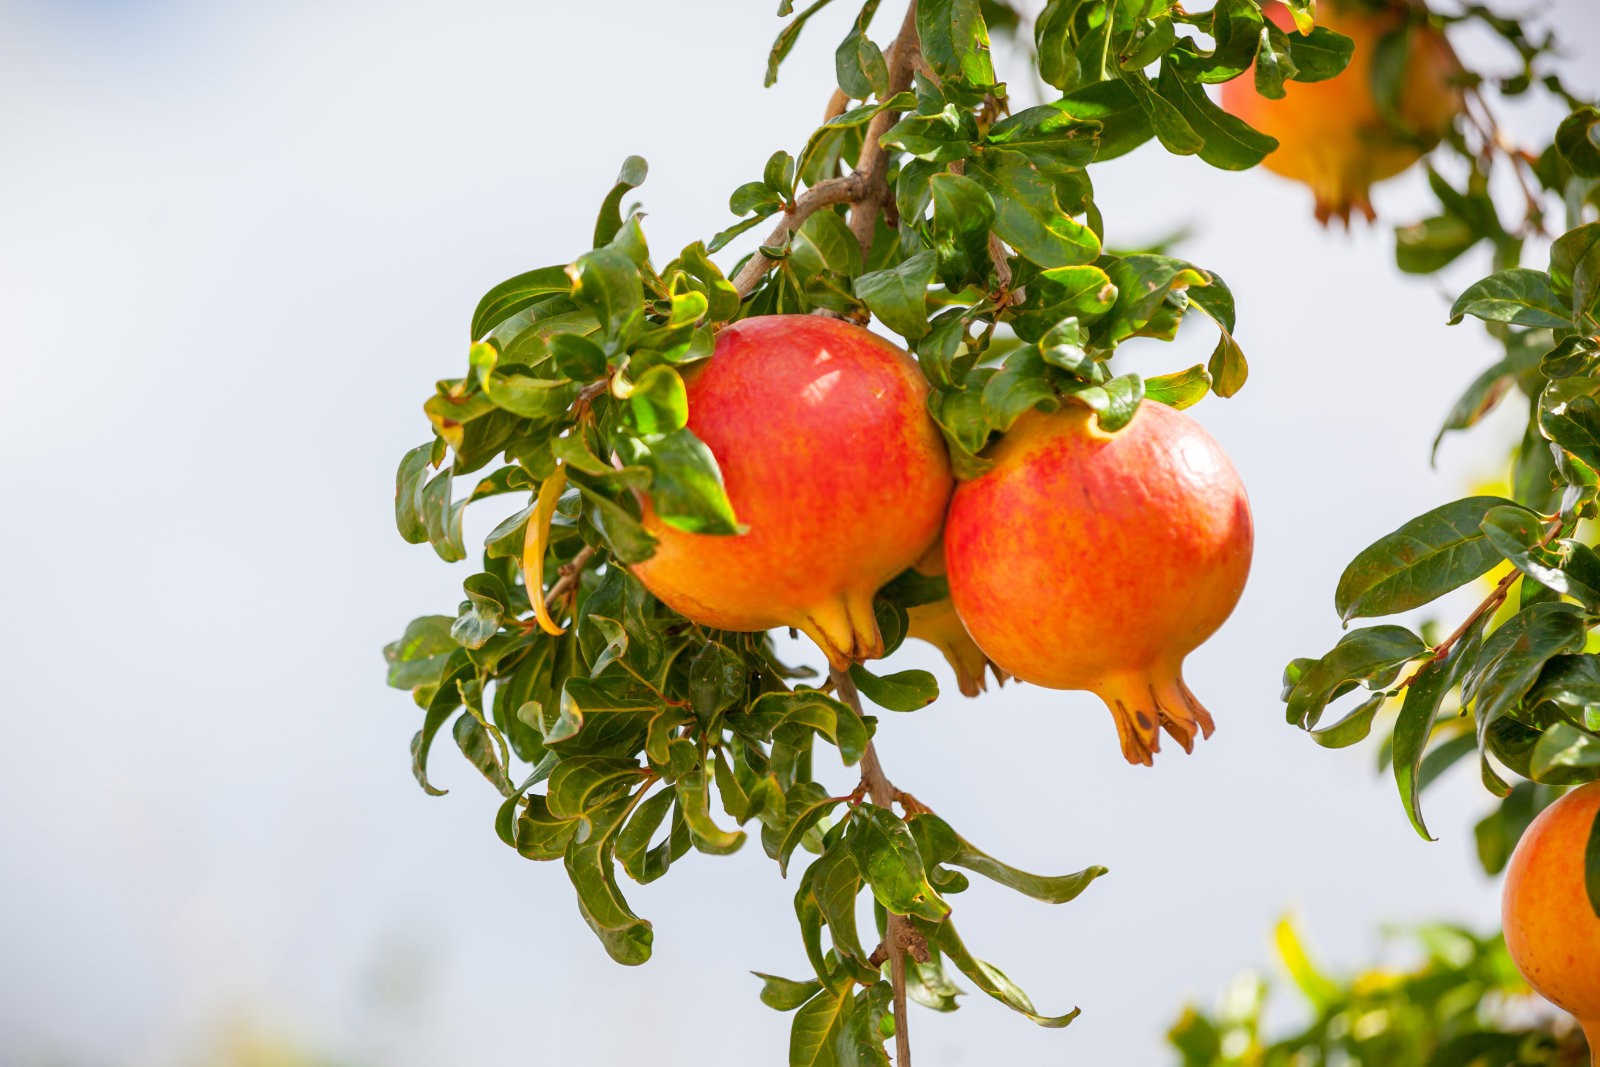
[904,542,1006,698]
[1502,781,1600,1062]
[942,402,1253,765]
[1219,0,1461,225]
[631,315,953,669]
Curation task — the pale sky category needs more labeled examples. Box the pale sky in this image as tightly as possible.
[4,1,1599,1064]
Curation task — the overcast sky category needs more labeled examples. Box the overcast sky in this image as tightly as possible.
[4,1,1599,1064]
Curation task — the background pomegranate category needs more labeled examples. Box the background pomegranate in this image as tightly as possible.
[1220,0,1462,224]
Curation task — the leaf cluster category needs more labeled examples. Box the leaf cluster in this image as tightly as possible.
[1169,918,1591,1066]
[1284,86,1600,914]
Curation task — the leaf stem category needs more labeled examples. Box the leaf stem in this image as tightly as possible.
[831,665,914,1067]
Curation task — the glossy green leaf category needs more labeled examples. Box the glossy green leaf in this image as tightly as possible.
[755,972,825,1012]
[848,804,949,923]
[1155,61,1277,170]
[677,765,747,855]
[916,0,995,87]
[615,427,742,535]
[908,812,1106,904]
[933,920,1079,1027]
[848,664,939,711]
[1284,626,1426,730]
[969,151,1100,268]
[564,794,653,965]
[767,0,839,87]
[1334,497,1519,622]
[1448,268,1573,329]
[854,250,937,339]
[1145,365,1212,409]
[594,155,648,249]
[1555,106,1600,177]
[470,264,571,342]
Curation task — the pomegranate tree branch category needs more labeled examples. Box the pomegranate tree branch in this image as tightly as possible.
[732,174,868,298]
[545,544,596,607]
[1398,519,1562,688]
[831,666,915,1067]
[849,1,923,252]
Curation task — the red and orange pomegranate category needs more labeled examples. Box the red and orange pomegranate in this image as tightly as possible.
[943,402,1253,765]
[1502,781,1600,1063]
[1220,0,1461,224]
[631,315,953,669]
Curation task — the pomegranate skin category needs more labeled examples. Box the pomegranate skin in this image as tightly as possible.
[1502,781,1600,1059]
[905,541,1007,698]
[1219,0,1461,224]
[943,402,1253,765]
[631,315,953,669]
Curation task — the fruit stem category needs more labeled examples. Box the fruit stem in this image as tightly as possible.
[831,665,914,1067]
[1582,1017,1599,1067]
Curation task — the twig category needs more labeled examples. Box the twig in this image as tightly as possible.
[731,175,866,298]
[545,544,596,607]
[849,1,923,253]
[831,666,914,1067]
[1397,518,1562,688]
[1464,87,1547,237]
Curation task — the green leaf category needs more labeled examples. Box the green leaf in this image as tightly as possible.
[1529,722,1600,781]
[737,689,870,766]
[767,0,839,87]
[616,427,742,535]
[854,250,937,339]
[984,104,1101,168]
[1462,602,1588,769]
[789,986,850,1067]
[1541,392,1600,471]
[1056,80,1153,160]
[932,920,1079,1027]
[623,365,690,436]
[569,247,644,343]
[916,0,995,87]
[452,713,513,796]
[410,661,470,796]
[1553,226,1600,323]
[1155,60,1277,170]
[776,783,846,875]
[1448,268,1574,329]
[383,614,457,690]
[450,572,507,650]
[564,795,653,965]
[1431,361,1514,461]
[982,347,1058,433]
[1286,25,1354,82]
[755,972,825,1012]
[908,812,1106,903]
[593,155,648,249]
[1395,215,1480,275]
[969,151,1101,268]
[848,665,939,711]
[677,765,747,855]
[393,443,433,544]
[1334,497,1519,622]
[1098,254,1208,345]
[418,466,467,562]
[548,757,645,819]
[1145,365,1211,409]
[470,265,572,342]
[1308,691,1386,749]
[1066,373,1143,433]
[1032,0,1080,90]
[615,786,676,882]
[1284,626,1426,730]
[1392,621,1486,842]
[515,794,580,861]
[848,805,949,923]
[835,5,888,100]
[1555,106,1600,178]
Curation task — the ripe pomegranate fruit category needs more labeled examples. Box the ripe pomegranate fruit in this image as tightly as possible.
[904,542,1006,698]
[631,315,953,669]
[943,402,1253,765]
[1502,781,1600,1062]
[1219,0,1461,225]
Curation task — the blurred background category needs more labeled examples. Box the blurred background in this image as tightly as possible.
[4,0,1599,1063]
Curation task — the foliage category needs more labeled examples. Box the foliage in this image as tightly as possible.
[1169,918,1591,1066]
[1280,7,1600,918]
[382,0,1342,1060]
